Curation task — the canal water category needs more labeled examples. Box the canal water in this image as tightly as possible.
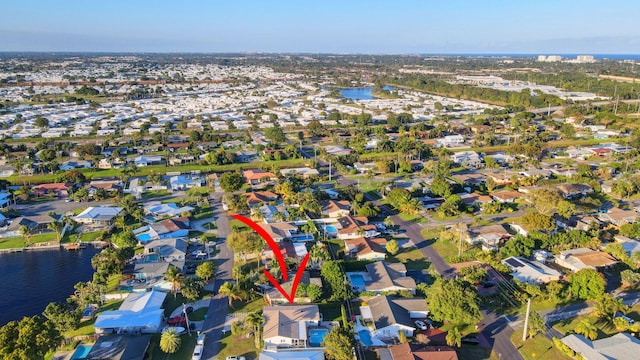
[339,86,395,100]
[0,246,97,326]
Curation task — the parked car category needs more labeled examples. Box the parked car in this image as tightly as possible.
[481,280,496,288]
[414,320,428,330]
[197,333,206,346]
[225,357,246,360]
[461,336,481,345]
[614,311,636,325]
[166,315,186,326]
[192,345,203,360]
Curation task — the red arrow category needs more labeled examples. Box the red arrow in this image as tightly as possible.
[230,214,310,304]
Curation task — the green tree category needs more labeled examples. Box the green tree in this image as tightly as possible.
[386,239,399,255]
[446,327,462,347]
[219,172,245,192]
[575,319,598,340]
[527,311,547,339]
[246,311,265,349]
[265,125,286,145]
[426,278,482,326]
[227,231,263,262]
[43,302,80,332]
[159,328,181,354]
[196,261,216,281]
[164,265,184,297]
[525,188,562,214]
[519,213,555,232]
[621,270,640,288]
[219,281,244,307]
[180,277,204,302]
[0,316,61,360]
[34,116,49,129]
[110,230,137,249]
[321,261,352,301]
[306,283,323,301]
[19,225,32,247]
[398,329,407,343]
[323,327,355,360]
[568,269,606,300]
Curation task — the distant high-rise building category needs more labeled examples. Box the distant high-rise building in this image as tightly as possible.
[576,55,595,63]
[537,55,547,62]
[546,55,562,62]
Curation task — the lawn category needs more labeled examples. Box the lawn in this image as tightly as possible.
[78,231,103,243]
[386,247,430,271]
[318,302,343,321]
[142,190,172,199]
[228,219,250,233]
[148,332,197,360]
[229,297,266,314]
[163,294,190,318]
[420,227,462,261]
[217,332,258,360]
[188,307,209,321]
[552,303,640,339]
[510,329,572,360]
[397,211,427,223]
[0,232,59,249]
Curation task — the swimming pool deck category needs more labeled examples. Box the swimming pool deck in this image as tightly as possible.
[354,316,386,347]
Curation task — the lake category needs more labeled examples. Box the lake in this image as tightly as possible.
[339,86,394,100]
[0,246,97,326]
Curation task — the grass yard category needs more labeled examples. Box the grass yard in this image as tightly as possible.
[420,227,464,261]
[229,297,266,314]
[552,304,640,339]
[63,300,124,338]
[397,211,427,223]
[141,190,172,199]
[510,329,572,360]
[217,332,258,360]
[188,307,209,321]
[228,219,250,232]
[78,231,103,242]
[163,294,190,318]
[318,302,343,321]
[0,232,59,249]
[148,332,197,360]
[386,247,430,271]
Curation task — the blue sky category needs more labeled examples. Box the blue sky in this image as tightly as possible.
[1,0,639,53]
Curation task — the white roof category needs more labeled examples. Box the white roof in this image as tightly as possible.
[259,350,325,360]
[94,309,164,330]
[119,290,167,312]
[75,206,123,220]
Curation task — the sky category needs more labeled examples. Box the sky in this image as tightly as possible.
[0,0,639,54]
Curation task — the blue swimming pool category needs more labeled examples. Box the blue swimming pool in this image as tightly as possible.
[358,330,373,346]
[137,233,151,242]
[349,274,366,292]
[324,225,337,233]
[309,328,329,347]
[144,254,159,263]
[70,344,93,360]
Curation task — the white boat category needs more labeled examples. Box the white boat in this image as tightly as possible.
[162,326,186,335]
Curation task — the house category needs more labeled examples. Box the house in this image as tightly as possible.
[361,296,429,339]
[84,334,152,360]
[451,173,486,187]
[236,149,259,162]
[260,222,299,242]
[614,235,640,257]
[459,193,493,208]
[323,145,353,156]
[144,238,188,264]
[259,349,324,360]
[6,215,57,235]
[466,224,511,251]
[501,256,562,284]
[143,201,194,219]
[598,208,640,226]
[451,151,482,167]
[263,241,299,266]
[353,162,377,174]
[243,169,277,186]
[60,159,93,170]
[345,237,387,261]
[555,183,593,199]
[85,180,123,197]
[138,217,190,242]
[124,261,170,289]
[491,190,523,203]
[245,191,279,207]
[336,216,379,239]
[555,248,618,272]
[359,262,417,294]
[169,174,204,191]
[134,155,165,167]
[94,290,167,334]
[0,164,16,177]
[262,305,321,348]
[380,343,459,360]
[561,333,640,360]
[322,200,351,218]
[33,183,69,197]
[280,168,320,178]
[436,135,465,148]
[265,271,314,305]
[74,206,123,226]
[257,205,290,223]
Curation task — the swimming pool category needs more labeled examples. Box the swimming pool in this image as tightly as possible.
[324,225,337,234]
[144,254,159,263]
[358,330,373,346]
[137,233,151,242]
[70,344,93,360]
[308,328,329,347]
[348,273,366,292]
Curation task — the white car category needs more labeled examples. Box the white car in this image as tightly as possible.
[414,320,428,330]
[226,357,246,360]
[197,333,206,346]
[192,345,204,360]
[162,326,186,335]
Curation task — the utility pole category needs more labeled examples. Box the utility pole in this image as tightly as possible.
[522,298,531,341]
[329,159,332,181]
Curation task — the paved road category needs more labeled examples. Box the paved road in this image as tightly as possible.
[202,193,234,360]
[480,310,524,360]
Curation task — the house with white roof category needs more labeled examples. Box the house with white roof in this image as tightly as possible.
[502,256,561,284]
[74,206,123,226]
[262,305,321,349]
[94,290,167,334]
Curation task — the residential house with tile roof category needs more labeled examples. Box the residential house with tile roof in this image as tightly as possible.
[262,305,321,348]
[345,237,387,261]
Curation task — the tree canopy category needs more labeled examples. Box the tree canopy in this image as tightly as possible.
[219,172,245,192]
[0,316,61,360]
[568,268,606,300]
[426,278,482,326]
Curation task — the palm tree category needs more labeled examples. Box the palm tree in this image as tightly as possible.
[445,327,462,347]
[164,265,184,297]
[246,311,265,348]
[19,225,32,247]
[218,281,242,307]
[47,221,64,242]
[159,328,181,354]
[575,319,597,340]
